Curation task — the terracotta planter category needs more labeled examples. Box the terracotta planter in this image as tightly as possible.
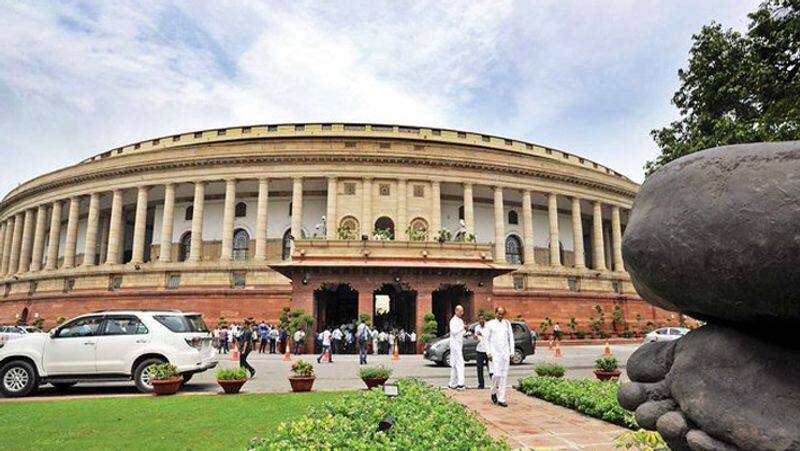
[152,376,183,396]
[289,376,316,392]
[361,377,389,389]
[593,370,622,381]
[217,379,247,394]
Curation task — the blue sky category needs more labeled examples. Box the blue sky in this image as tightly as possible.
[0,0,758,196]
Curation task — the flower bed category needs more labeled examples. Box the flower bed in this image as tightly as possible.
[516,377,636,428]
[251,379,508,450]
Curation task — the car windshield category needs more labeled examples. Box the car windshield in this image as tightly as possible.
[22,327,41,333]
[154,315,209,333]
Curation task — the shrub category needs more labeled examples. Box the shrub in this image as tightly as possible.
[575,331,587,339]
[359,365,392,379]
[421,312,438,344]
[150,364,180,381]
[517,377,636,428]
[290,360,315,378]
[251,379,508,450]
[534,363,565,378]
[216,368,248,381]
[595,356,619,372]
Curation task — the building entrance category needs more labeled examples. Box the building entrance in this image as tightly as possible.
[313,283,358,331]
[372,282,417,333]
[432,284,474,336]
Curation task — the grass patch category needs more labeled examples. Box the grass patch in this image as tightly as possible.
[0,391,343,450]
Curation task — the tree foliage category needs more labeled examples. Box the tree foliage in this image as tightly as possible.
[646,0,800,174]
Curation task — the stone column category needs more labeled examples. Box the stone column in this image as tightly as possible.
[255,178,269,260]
[81,193,100,267]
[30,205,48,271]
[0,222,5,272]
[521,190,534,266]
[397,179,407,239]
[430,180,441,238]
[130,186,150,264]
[326,177,337,240]
[463,183,474,237]
[415,289,433,353]
[106,190,124,265]
[62,197,81,269]
[159,183,176,262]
[7,214,23,274]
[17,209,35,273]
[493,186,505,262]
[188,182,206,262]
[361,177,372,237]
[2,219,15,274]
[45,201,62,270]
[358,289,373,322]
[611,206,624,271]
[291,177,303,240]
[592,201,606,271]
[548,193,562,267]
[98,212,110,264]
[571,197,586,269]
[220,179,237,261]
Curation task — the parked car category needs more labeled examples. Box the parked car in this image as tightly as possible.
[643,327,689,343]
[0,326,42,348]
[423,321,535,366]
[0,310,216,397]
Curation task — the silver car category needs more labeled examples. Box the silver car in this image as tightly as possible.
[0,326,42,347]
[644,327,689,343]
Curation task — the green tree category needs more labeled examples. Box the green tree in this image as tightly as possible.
[646,0,800,174]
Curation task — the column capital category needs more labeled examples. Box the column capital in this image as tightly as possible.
[293,176,303,182]
[224,177,237,184]
[326,175,337,181]
[258,177,269,184]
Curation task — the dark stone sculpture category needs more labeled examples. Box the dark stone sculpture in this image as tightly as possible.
[619,142,800,451]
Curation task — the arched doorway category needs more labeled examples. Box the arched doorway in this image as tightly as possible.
[178,232,191,262]
[373,216,395,240]
[432,284,474,336]
[314,283,359,353]
[373,282,417,333]
[505,235,523,265]
[233,229,249,260]
[19,307,29,325]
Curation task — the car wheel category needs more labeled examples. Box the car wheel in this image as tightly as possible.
[0,360,38,397]
[511,348,525,365]
[51,382,77,391]
[443,351,451,367]
[134,357,166,393]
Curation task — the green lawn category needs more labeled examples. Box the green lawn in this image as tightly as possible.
[0,391,344,450]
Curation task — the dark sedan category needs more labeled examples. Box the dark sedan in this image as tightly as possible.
[423,321,535,366]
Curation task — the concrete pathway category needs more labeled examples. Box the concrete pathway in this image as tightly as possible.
[448,388,629,450]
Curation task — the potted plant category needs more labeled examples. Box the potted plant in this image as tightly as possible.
[358,365,392,389]
[150,363,183,396]
[216,368,249,394]
[288,360,316,392]
[593,355,622,381]
[534,363,565,378]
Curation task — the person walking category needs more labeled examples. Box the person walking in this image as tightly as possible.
[258,323,269,354]
[409,331,417,354]
[448,305,466,391]
[269,326,278,353]
[293,329,305,355]
[371,328,379,355]
[357,320,370,364]
[485,306,514,407]
[218,327,229,354]
[474,313,491,389]
[239,320,256,378]
[332,327,343,354]
[317,328,333,363]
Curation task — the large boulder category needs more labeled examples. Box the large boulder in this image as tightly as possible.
[622,141,800,325]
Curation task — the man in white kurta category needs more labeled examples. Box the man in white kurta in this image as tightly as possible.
[485,307,515,406]
[448,305,466,390]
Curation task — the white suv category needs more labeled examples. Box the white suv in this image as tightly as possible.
[0,326,43,348]
[0,310,217,397]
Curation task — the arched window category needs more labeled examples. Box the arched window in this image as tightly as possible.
[458,205,465,221]
[178,232,192,262]
[373,217,395,240]
[505,235,523,265]
[235,202,247,218]
[282,229,293,260]
[184,206,193,221]
[338,216,359,240]
[233,229,249,260]
[408,217,429,241]
[508,210,519,225]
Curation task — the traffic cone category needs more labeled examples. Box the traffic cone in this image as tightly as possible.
[392,339,400,361]
[322,347,331,363]
[555,339,563,359]
[284,339,292,361]
[232,341,239,361]
[604,340,612,356]
[547,338,553,351]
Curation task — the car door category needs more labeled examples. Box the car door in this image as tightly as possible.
[462,324,479,361]
[43,315,104,374]
[95,315,150,374]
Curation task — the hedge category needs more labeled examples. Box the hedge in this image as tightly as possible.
[516,376,636,428]
[251,379,509,450]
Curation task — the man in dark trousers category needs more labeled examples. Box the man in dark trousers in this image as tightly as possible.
[239,320,256,379]
[474,313,492,389]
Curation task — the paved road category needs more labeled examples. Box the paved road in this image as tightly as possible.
[9,343,640,400]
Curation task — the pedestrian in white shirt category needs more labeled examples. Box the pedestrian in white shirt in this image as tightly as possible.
[371,328,379,355]
[316,328,333,363]
[485,306,515,407]
[474,313,492,389]
[448,305,466,391]
[409,331,417,354]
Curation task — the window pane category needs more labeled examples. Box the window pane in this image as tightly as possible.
[58,317,103,338]
[103,316,148,335]
[154,315,209,333]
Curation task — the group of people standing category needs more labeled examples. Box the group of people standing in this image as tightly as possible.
[449,305,515,407]
[314,322,418,364]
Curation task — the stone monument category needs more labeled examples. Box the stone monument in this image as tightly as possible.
[618,141,800,451]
